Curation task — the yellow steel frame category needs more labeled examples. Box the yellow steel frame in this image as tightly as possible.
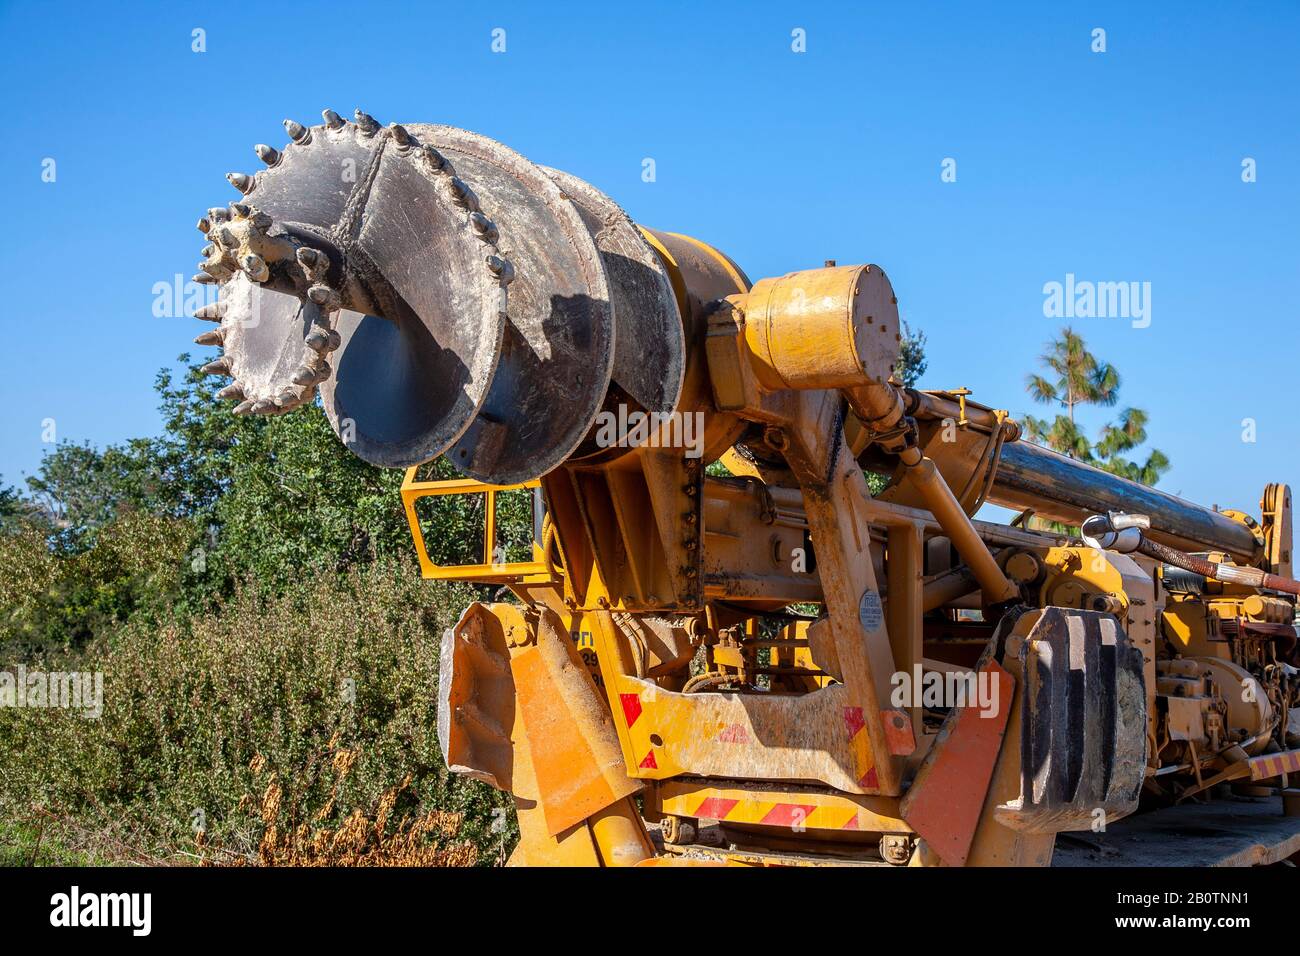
[400,467,552,583]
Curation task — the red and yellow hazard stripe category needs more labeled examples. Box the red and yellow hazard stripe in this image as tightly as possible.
[1248,748,1300,781]
[656,781,910,834]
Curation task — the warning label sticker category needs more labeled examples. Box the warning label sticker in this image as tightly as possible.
[858,589,883,631]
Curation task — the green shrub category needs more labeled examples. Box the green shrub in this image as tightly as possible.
[0,512,191,653]
[0,560,516,864]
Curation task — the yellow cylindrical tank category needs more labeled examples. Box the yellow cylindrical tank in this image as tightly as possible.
[740,264,900,391]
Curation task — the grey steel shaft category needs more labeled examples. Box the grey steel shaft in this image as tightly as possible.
[989,439,1259,562]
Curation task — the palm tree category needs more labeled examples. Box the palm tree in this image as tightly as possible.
[1095,407,1149,458]
[1026,327,1120,430]
[1022,329,1169,487]
[1023,413,1092,460]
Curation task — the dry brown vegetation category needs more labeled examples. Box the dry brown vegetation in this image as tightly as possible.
[204,737,478,867]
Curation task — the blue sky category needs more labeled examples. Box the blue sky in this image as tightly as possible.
[1,0,1297,520]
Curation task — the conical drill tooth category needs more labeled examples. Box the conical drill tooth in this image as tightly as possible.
[216,225,239,249]
[241,253,269,283]
[295,246,328,278]
[193,301,227,322]
[283,119,309,143]
[306,285,340,312]
[322,109,344,130]
[389,123,411,146]
[291,364,318,387]
[469,212,499,243]
[215,382,245,401]
[276,386,304,407]
[447,177,479,211]
[304,328,331,354]
[252,398,279,415]
[200,243,216,259]
[193,272,217,286]
[255,144,281,166]
[485,255,515,285]
[226,172,254,194]
[207,207,230,224]
[354,109,379,134]
[194,328,224,347]
[229,202,251,219]
[197,217,211,235]
[232,399,255,416]
[420,144,446,171]
[201,357,232,377]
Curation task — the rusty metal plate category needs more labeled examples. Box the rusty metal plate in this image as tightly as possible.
[900,661,1014,867]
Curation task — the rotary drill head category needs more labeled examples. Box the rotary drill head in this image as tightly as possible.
[188,111,683,483]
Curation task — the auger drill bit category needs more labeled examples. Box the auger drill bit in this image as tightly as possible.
[187,110,684,481]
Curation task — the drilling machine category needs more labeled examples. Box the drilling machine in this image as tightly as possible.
[186,111,1300,866]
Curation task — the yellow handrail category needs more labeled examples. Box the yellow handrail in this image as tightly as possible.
[400,468,553,583]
